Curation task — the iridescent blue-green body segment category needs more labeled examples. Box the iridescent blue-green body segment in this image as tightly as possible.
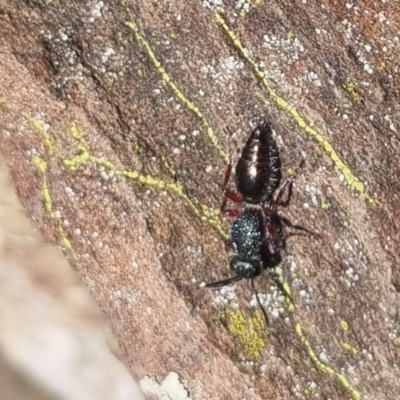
[229,207,283,279]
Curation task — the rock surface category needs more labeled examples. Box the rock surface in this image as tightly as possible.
[0,1,399,399]
[0,156,143,400]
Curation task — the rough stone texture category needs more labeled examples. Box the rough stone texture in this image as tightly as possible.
[0,156,144,400]
[0,1,399,399]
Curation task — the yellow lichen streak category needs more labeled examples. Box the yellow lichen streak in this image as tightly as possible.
[30,122,73,253]
[63,122,227,239]
[295,323,361,400]
[340,319,349,332]
[343,81,362,103]
[342,342,358,355]
[213,12,369,199]
[124,19,228,164]
[29,117,55,154]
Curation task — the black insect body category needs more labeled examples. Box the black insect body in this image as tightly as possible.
[235,122,281,204]
[220,122,282,212]
[206,121,306,325]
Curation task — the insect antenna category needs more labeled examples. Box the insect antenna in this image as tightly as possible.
[205,274,243,289]
[250,277,269,327]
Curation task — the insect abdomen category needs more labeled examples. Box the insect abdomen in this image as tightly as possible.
[235,121,281,204]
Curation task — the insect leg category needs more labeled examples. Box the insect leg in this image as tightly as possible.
[224,208,241,218]
[221,184,243,213]
[272,159,305,208]
[250,277,269,327]
[224,189,243,203]
[280,215,319,238]
[276,178,293,207]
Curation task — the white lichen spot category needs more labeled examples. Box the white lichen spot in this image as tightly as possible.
[101,47,115,64]
[362,349,373,361]
[64,186,75,197]
[291,384,302,398]
[364,63,374,74]
[202,0,223,10]
[109,287,140,305]
[303,182,319,208]
[288,257,297,272]
[306,71,322,87]
[100,171,110,181]
[259,364,267,374]
[200,56,244,86]
[90,1,104,21]
[263,34,305,65]
[299,289,307,298]
[59,31,69,42]
[308,381,317,390]
[235,0,251,14]
[321,348,331,364]
[249,292,267,308]
[213,285,239,307]
[270,309,279,319]
[378,11,387,23]
[140,371,192,400]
